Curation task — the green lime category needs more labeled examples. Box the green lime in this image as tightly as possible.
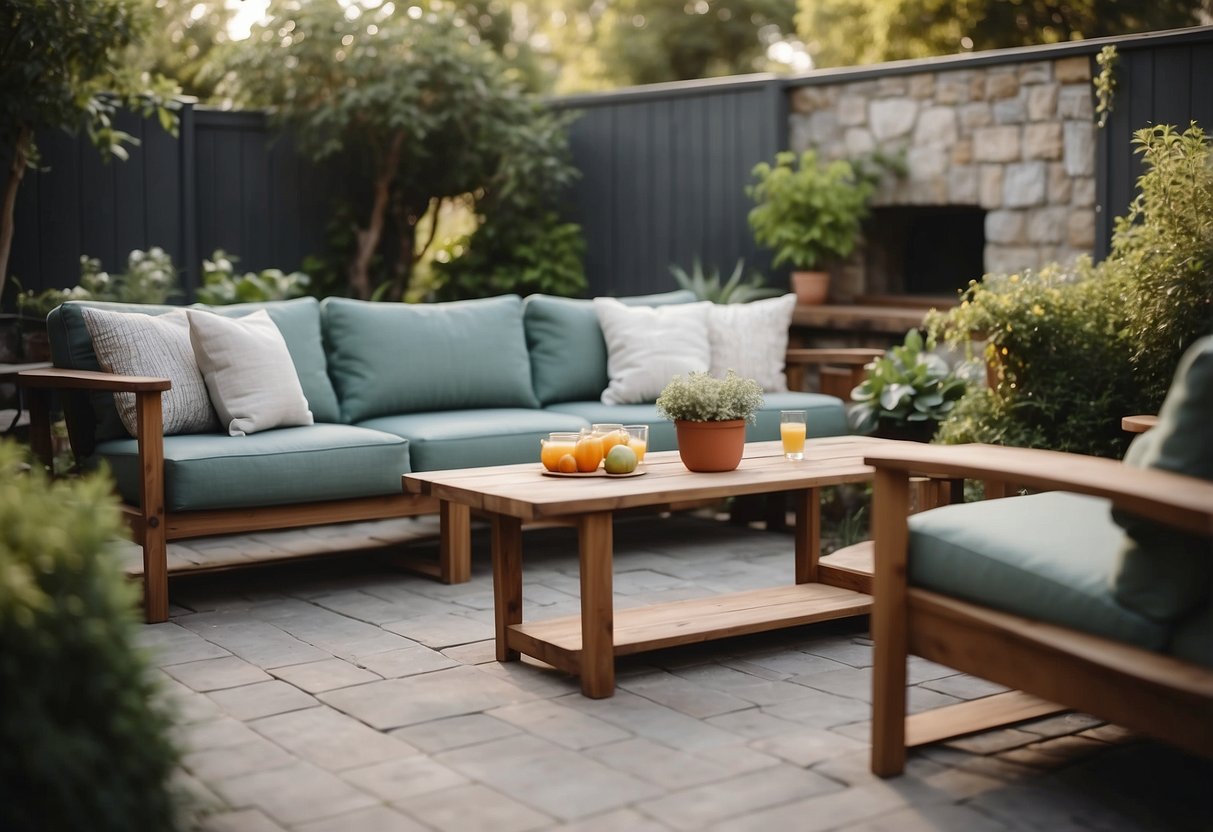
[604,443,639,474]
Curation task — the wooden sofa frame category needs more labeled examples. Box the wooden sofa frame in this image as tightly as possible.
[865,442,1213,776]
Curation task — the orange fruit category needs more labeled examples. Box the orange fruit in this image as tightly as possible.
[557,453,578,474]
[600,429,626,455]
[573,435,604,472]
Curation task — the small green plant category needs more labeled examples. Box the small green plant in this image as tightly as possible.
[1094,45,1118,129]
[669,259,782,304]
[656,370,765,423]
[848,328,968,436]
[17,247,180,318]
[0,440,183,830]
[196,249,311,305]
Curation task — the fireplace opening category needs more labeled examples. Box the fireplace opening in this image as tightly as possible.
[862,206,986,297]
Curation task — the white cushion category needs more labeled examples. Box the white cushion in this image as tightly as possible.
[594,297,712,404]
[707,293,796,392]
[187,309,314,436]
[81,307,220,437]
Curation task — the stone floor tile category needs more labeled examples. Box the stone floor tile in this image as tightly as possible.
[293,805,430,832]
[943,727,1044,755]
[250,706,419,771]
[177,612,332,669]
[178,715,263,751]
[759,688,872,729]
[184,736,297,781]
[355,645,459,678]
[833,802,1010,832]
[918,673,1010,700]
[440,639,499,665]
[490,700,632,750]
[750,725,868,767]
[342,755,468,801]
[382,612,495,649]
[799,636,874,668]
[586,737,752,791]
[157,672,224,724]
[1016,711,1104,739]
[617,670,753,719]
[197,808,289,832]
[559,690,743,752]
[319,666,540,729]
[437,734,664,821]
[249,598,418,659]
[206,681,318,721]
[668,664,819,706]
[390,713,521,753]
[401,783,553,832]
[137,622,232,665]
[209,760,380,826]
[361,584,476,617]
[270,657,382,692]
[163,655,273,692]
[788,664,874,699]
[475,658,583,698]
[547,808,673,832]
[704,707,807,740]
[309,589,427,625]
[637,764,841,831]
[724,650,851,679]
[706,781,907,832]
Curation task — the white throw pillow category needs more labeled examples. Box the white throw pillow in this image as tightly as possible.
[594,297,712,404]
[81,307,220,437]
[187,309,314,436]
[707,293,797,392]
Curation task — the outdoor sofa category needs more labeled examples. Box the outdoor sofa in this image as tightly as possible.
[865,335,1213,773]
[21,291,851,622]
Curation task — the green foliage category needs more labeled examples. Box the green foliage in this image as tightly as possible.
[1094,45,1119,129]
[670,259,783,304]
[848,328,968,435]
[656,370,766,423]
[17,247,180,318]
[796,0,1204,68]
[747,150,877,270]
[0,440,182,831]
[196,249,311,305]
[124,0,235,101]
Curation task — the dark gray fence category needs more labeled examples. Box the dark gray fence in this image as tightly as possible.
[7,26,1212,307]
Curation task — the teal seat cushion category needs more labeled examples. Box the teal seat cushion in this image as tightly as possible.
[91,424,409,511]
[908,492,1168,651]
[324,295,540,421]
[206,297,341,424]
[523,290,697,406]
[1111,335,1213,622]
[359,409,589,472]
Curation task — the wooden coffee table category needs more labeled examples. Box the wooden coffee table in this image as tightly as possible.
[404,436,898,698]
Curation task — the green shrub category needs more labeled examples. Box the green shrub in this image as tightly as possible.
[848,328,968,436]
[0,441,182,831]
[196,249,311,305]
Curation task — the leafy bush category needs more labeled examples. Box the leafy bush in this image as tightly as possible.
[18,247,179,317]
[656,370,765,423]
[196,249,311,305]
[848,328,968,436]
[0,440,182,831]
[434,212,586,301]
[927,123,1213,458]
[669,259,783,304]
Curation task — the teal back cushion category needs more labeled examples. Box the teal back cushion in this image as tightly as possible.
[210,297,341,423]
[323,294,540,422]
[524,290,697,405]
[1111,335,1213,621]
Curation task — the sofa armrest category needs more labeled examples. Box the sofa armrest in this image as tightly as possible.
[864,442,1213,537]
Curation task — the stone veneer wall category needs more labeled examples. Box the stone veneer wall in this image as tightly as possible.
[787,55,1097,300]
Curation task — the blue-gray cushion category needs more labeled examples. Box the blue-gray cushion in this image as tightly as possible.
[324,295,539,422]
[1168,602,1213,667]
[523,290,697,406]
[1111,335,1213,621]
[358,409,589,471]
[208,297,341,424]
[91,424,409,511]
[908,491,1168,650]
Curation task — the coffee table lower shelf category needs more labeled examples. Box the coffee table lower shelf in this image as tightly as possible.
[506,581,872,675]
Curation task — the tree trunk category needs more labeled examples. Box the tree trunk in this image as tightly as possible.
[0,126,33,306]
[347,130,405,300]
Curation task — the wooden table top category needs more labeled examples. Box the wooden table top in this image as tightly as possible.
[404,435,895,522]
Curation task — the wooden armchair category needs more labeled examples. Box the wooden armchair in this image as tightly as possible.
[865,441,1213,775]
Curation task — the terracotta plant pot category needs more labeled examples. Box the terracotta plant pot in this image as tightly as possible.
[791,270,830,305]
[674,419,747,472]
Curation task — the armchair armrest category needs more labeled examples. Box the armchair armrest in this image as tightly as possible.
[865,442,1213,537]
[17,366,171,393]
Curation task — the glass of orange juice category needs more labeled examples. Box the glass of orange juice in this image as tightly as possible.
[575,428,606,472]
[623,424,648,462]
[541,432,580,472]
[591,423,627,455]
[780,411,806,460]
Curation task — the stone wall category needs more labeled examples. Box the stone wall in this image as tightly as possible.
[788,55,1097,299]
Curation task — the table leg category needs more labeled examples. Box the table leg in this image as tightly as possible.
[578,512,614,698]
[793,487,821,584]
[491,514,523,662]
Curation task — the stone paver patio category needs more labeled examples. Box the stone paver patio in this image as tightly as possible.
[137,513,1212,831]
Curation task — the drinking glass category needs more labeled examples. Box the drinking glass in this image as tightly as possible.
[541,432,580,472]
[623,424,648,462]
[591,423,628,455]
[780,411,807,460]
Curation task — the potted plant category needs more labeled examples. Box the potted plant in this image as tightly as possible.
[746,150,878,305]
[848,329,968,443]
[656,370,765,471]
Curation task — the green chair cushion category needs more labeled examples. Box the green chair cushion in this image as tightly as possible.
[92,424,409,511]
[209,297,341,424]
[523,290,697,406]
[358,409,589,472]
[908,491,1168,651]
[324,295,540,422]
[1112,335,1213,621]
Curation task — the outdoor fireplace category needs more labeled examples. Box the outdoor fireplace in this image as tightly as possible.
[862,205,986,297]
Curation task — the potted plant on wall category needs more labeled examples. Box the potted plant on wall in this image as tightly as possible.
[746,150,878,305]
[656,370,765,472]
